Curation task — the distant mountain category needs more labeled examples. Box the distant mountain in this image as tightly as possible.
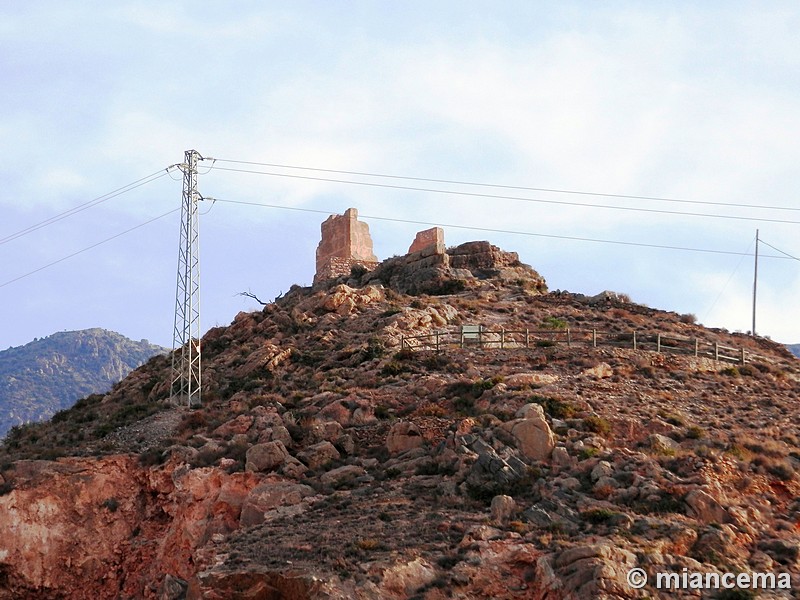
[0,328,167,438]
[788,344,800,359]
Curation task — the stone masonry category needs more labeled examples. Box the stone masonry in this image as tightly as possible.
[314,208,379,284]
[408,227,445,255]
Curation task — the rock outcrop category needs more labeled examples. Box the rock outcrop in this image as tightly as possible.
[362,240,546,295]
[3,230,800,599]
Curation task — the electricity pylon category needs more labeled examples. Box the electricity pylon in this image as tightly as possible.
[171,150,202,407]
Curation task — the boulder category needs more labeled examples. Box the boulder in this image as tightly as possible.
[551,446,573,468]
[464,437,529,496]
[309,421,344,444]
[505,373,559,389]
[269,425,293,448]
[548,542,637,598]
[240,481,315,527]
[508,419,555,461]
[158,574,188,600]
[280,457,309,479]
[515,403,547,421]
[297,441,340,469]
[319,465,367,487]
[502,408,555,461]
[685,489,727,524]
[245,441,289,473]
[386,421,425,455]
[590,460,613,482]
[381,558,437,596]
[582,363,613,379]
[490,495,516,522]
[649,433,679,453]
[212,415,254,439]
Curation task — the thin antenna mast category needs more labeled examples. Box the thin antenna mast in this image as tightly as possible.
[752,228,759,337]
[171,149,202,407]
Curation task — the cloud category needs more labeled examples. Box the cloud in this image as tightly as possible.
[2,2,800,349]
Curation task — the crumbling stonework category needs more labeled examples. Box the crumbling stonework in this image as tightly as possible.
[408,227,444,255]
[363,240,546,295]
[314,208,379,284]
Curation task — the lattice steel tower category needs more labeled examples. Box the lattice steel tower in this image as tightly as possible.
[171,150,202,407]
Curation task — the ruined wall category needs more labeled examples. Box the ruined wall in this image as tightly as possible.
[314,208,379,284]
[408,227,445,255]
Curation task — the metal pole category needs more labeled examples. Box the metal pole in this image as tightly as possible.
[171,150,202,407]
[752,229,759,337]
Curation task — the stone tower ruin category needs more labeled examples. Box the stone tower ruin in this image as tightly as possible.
[314,208,379,284]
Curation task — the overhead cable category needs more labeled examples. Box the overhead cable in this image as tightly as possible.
[208,198,793,260]
[0,209,179,289]
[0,167,176,246]
[204,165,800,226]
[209,157,800,214]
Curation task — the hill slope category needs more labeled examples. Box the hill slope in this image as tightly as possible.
[788,343,800,359]
[0,242,799,599]
[0,328,166,438]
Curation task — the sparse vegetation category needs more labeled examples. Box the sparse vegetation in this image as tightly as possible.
[584,415,612,436]
[1,252,799,599]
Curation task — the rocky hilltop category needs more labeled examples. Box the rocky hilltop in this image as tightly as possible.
[0,238,799,599]
[0,328,166,438]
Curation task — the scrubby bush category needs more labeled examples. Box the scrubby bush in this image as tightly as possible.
[584,415,612,436]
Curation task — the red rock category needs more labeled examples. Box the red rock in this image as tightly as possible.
[239,481,315,527]
[314,208,379,283]
[245,441,290,473]
[386,421,424,455]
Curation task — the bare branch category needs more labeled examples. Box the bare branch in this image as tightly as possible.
[238,290,268,306]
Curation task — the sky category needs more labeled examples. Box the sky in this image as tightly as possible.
[2,2,799,350]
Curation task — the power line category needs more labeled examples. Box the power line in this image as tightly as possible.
[204,165,800,226]
[0,209,179,289]
[0,167,176,246]
[759,239,800,262]
[209,157,800,214]
[208,197,794,260]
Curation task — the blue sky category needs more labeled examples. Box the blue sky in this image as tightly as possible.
[2,2,799,349]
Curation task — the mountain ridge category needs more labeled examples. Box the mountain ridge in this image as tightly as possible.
[0,328,167,438]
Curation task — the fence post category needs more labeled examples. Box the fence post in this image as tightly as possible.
[525,328,529,348]
[435,330,441,352]
[592,329,596,347]
[741,347,746,364]
[633,330,637,350]
[501,328,505,349]
[567,328,572,347]
[478,327,483,349]
[694,338,699,357]
[460,330,464,349]
[714,342,719,361]
[657,333,661,353]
